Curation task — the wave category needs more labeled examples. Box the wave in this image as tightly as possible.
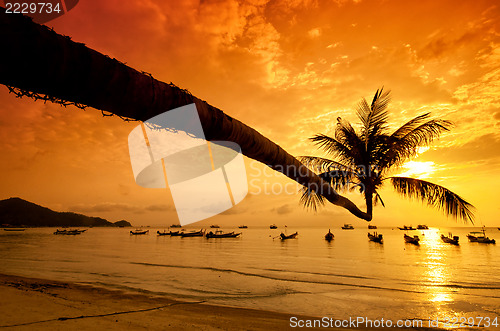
[87,280,308,301]
[130,261,422,294]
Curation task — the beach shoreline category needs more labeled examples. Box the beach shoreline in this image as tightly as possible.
[0,273,446,330]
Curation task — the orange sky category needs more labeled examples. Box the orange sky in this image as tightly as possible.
[1,0,499,227]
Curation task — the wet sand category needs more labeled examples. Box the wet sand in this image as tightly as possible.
[0,273,442,330]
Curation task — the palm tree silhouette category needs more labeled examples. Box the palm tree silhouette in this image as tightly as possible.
[300,88,475,223]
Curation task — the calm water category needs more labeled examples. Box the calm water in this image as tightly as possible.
[1,226,499,325]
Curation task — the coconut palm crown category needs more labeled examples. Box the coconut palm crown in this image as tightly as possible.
[300,88,475,223]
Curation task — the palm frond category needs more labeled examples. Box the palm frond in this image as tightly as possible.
[374,191,385,207]
[309,134,358,166]
[357,88,391,147]
[381,118,452,168]
[390,113,432,139]
[390,177,475,223]
[299,156,351,173]
[299,156,359,192]
[299,186,325,211]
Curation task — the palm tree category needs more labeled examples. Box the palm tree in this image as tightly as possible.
[0,10,371,221]
[299,88,475,223]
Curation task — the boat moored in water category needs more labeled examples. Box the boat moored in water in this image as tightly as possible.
[206,230,241,238]
[467,227,496,244]
[417,225,429,230]
[341,224,354,230]
[368,224,377,229]
[398,226,416,231]
[441,233,459,245]
[270,224,277,229]
[157,230,179,236]
[280,232,298,240]
[404,234,420,245]
[54,229,86,235]
[181,229,205,237]
[368,232,383,243]
[324,229,334,241]
[130,229,149,235]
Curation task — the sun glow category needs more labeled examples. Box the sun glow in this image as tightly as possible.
[399,161,436,179]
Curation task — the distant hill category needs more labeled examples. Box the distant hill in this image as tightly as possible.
[0,197,132,228]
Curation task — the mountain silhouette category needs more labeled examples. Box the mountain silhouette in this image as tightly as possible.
[0,197,131,227]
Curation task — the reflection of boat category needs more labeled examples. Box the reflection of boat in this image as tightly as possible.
[441,233,459,245]
[341,224,354,230]
[324,229,334,241]
[270,224,277,229]
[467,227,496,244]
[206,230,241,238]
[404,234,420,245]
[368,232,383,243]
[368,225,377,229]
[130,229,149,235]
[280,232,298,240]
[238,225,248,229]
[398,226,416,230]
[417,225,429,230]
[181,230,205,237]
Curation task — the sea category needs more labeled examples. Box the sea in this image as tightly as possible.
[1,226,499,328]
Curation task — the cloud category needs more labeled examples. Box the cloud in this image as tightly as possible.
[271,203,293,214]
[494,111,500,121]
[421,133,500,165]
[308,28,321,38]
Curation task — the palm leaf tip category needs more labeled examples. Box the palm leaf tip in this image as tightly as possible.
[390,177,475,223]
[299,186,325,212]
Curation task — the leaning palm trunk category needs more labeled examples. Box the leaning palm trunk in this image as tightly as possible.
[0,11,371,221]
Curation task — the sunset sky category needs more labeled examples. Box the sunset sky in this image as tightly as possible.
[1,0,499,227]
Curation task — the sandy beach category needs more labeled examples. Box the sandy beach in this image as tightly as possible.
[0,273,447,330]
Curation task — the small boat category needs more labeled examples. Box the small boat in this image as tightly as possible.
[170,224,182,228]
[181,229,205,237]
[398,226,416,231]
[270,224,278,229]
[341,224,354,230]
[157,230,173,236]
[404,234,420,245]
[206,230,241,238]
[417,225,429,230]
[280,232,298,240]
[324,229,334,241]
[210,225,220,228]
[441,233,459,245]
[130,229,149,235]
[467,227,496,244]
[368,224,377,229]
[54,229,86,235]
[238,225,248,229]
[368,232,383,243]
[3,228,26,231]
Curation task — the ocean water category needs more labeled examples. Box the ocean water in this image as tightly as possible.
[1,226,499,326]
